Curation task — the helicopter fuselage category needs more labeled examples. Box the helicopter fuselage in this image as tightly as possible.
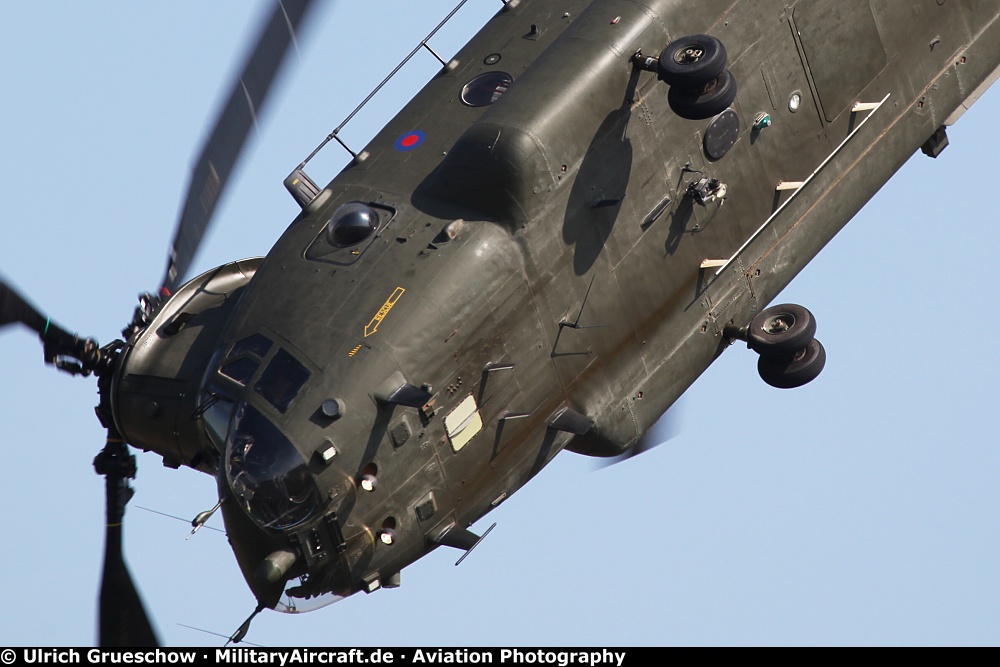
[111,0,1000,611]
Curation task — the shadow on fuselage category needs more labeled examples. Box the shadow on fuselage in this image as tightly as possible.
[561,105,634,276]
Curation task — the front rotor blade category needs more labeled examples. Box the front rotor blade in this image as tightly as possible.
[160,0,320,294]
[0,274,94,371]
[97,437,158,647]
[100,523,159,647]
[0,275,48,334]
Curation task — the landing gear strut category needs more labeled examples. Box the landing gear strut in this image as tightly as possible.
[729,304,826,389]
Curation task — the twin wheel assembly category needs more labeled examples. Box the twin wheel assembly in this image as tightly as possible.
[636,34,739,120]
[735,304,827,389]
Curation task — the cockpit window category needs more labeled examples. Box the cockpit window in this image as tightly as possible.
[254,348,310,413]
[220,357,259,385]
[226,402,320,531]
[231,333,273,358]
[200,391,235,449]
[219,334,273,385]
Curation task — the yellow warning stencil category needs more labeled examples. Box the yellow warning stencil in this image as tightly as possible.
[364,287,405,337]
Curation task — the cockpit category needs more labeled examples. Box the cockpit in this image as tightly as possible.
[225,402,321,531]
[199,336,346,614]
[203,333,322,533]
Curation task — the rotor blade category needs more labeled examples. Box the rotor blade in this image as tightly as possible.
[97,438,159,647]
[100,523,159,647]
[0,275,49,334]
[0,274,96,371]
[160,0,320,294]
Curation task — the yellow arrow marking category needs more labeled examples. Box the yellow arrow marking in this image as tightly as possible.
[364,287,406,337]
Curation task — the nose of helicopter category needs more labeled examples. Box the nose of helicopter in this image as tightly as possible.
[199,316,392,609]
[200,181,528,609]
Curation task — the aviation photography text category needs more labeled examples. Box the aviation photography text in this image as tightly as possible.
[7,649,630,667]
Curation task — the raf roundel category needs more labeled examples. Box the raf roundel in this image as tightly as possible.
[394,130,426,152]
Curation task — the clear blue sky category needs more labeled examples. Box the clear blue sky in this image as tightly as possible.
[1,0,998,648]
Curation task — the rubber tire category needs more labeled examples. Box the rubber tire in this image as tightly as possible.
[668,69,738,121]
[747,303,817,355]
[658,34,728,88]
[758,338,826,389]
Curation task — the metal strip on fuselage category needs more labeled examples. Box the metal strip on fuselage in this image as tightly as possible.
[713,93,891,277]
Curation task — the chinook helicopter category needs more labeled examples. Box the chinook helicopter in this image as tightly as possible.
[3,0,1000,648]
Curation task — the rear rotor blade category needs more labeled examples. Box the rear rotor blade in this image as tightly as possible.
[161,0,320,294]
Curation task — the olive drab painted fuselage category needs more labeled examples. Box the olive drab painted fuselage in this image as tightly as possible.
[110,0,1000,611]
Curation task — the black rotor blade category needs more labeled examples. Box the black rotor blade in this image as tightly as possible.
[97,437,159,647]
[100,524,158,647]
[1,275,49,334]
[1,274,96,372]
[161,0,320,294]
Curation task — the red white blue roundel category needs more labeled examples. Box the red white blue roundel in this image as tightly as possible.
[395,130,426,152]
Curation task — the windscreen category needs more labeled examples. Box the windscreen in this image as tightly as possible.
[225,402,320,530]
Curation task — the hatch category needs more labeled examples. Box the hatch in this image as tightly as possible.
[793,0,887,122]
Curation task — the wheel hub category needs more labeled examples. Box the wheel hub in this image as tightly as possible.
[675,47,705,64]
[762,314,795,335]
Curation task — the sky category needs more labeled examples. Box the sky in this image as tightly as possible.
[1,0,998,649]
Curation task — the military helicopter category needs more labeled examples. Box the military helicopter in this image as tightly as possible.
[2,0,1000,648]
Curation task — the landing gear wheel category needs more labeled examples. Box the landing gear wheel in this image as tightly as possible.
[668,69,738,120]
[658,34,728,88]
[757,338,826,389]
[747,303,817,355]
